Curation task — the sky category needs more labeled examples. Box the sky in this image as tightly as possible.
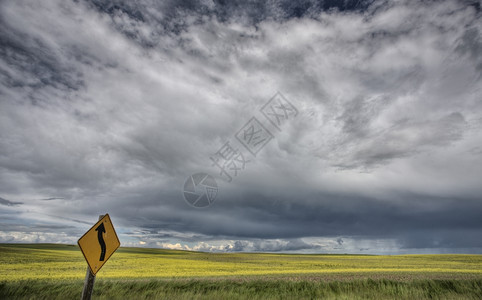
[1,0,481,254]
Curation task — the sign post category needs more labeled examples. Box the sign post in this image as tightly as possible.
[81,257,97,300]
[78,214,120,300]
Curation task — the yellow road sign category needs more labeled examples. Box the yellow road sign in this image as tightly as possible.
[78,214,120,275]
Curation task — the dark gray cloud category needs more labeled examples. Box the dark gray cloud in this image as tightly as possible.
[0,197,22,206]
[39,197,66,201]
[0,0,481,254]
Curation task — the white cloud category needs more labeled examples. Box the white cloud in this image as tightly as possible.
[159,242,192,251]
[0,231,77,244]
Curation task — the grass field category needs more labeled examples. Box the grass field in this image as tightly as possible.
[1,243,481,299]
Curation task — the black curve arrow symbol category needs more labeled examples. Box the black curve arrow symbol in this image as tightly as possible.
[95,223,106,261]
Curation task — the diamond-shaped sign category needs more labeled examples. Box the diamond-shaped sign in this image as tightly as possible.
[78,214,120,275]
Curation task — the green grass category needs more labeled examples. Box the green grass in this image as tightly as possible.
[0,243,481,299]
[1,278,481,300]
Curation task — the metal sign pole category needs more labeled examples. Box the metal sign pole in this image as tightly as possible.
[81,215,104,300]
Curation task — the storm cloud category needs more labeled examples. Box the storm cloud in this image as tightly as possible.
[0,0,481,254]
